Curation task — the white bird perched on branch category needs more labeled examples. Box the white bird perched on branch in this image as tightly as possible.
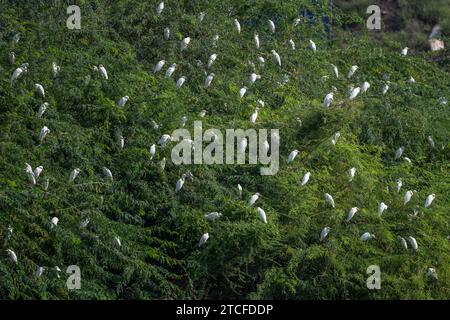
[204,212,222,221]
[348,167,356,182]
[325,193,335,208]
[149,144,156,160]
[426,268,438,280]
[25,163,36,185]
[165,63,176,78]
[268,19,275,33]
[323,92,334,108]
[207,54,217,68]
[257,207,267,223]
[212,34,219,46]
[237,184,243,198]
[154,60,165,73]
[249,193,260,206]
[250,108,258,123]
[396,178,402,193]
[254,33,260,49]
[102,167,113,180]
[180,37,191,51]
[408,76,416,84]
[51,62,60,78]
[176,76,186,88]
[395,146,404,160]
[158,134,172,146]
[164,27,170,40]
[249,73,261,84]
[401,47,409,56]
[114,236,122,247]
[9,51,15,64]
[320,227,330,241]
[11,65,28,81]
[156,1,164,15]
[51,217,59,228]
[271,50,281,67]
[117,95,129,107]
[331,131,340,145]
[240,86,247,99]
[408,236,418,251]
[424,194,435,208]
[97,64,108,79]
[118,135,124,149]
[349,87,361,100]
[37,102,48,117]
[205,73,214,87]
[35,267,46,282]
[427,136,435,148]
[198,12,206,22]
[360,232,375,241]
[34,165,43,180]
[382,81,390,95]
[6,249,17,263]
[347,207,359,222]
[257,56,265,64]
[347,65,358,78]
[289,39,296,50]
[301,172,311,186]
[159,157,166,170]
[378,202,388,215]
[35,83,45,98]
[234,19,241,33]
[175,174,188,193]
[55,266,62,278]
[331,64,339,78]
[69,168,81,183]
[39,126,50,142]
[199,233,209,247]
[398,236,408,250]
[403,190,413,205]
[361,81,370,93]
[179,116,188,128]
[309,39,316,53]
[287,150,299,164]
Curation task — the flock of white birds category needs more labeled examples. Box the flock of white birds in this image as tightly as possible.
[4,1,444,282]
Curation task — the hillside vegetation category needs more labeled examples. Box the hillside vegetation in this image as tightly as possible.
[0,0,449,299]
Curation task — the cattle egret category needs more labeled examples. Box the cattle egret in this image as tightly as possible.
[204,212,222,221]
[320,227,330,241]
[103,167,113,180]
[25,163,36,185]
[395,147,404,160]
[257,56,265,64]
[249,193,260,206]
[6,249,18,263]
[11,65,27,81]
[9,51,15,64]
[158,134,172,146]
[301,172,311,186]
[289,39,296,50]
[80,218,90,229]
[159,157,166,170]
[401,47,409,56]
[154,60,165,73]
[51,62,61,79]
[426,268,438,280]
[37,102,48,117]
[349,87,361,100]
[35,266,45,278]
[164,27,170,40]
[403,190,413,205]
[403,157,412,164]
[331,132,340,145]
[55,266,61,278]
[408,76,416,84]
[205,73,214,87]
[348,167,356,182]
[309,39,316,53]
[199,110,207,117]
[117,96,129,107]
[268,20,275,33]
[360,232,375,241]
[114,236,122,247]
[325,193,335,208]
[149,144,156,160]
[250,108,258,123]
[287,150,299,164]
[34,165,43,179]
[323,92,334,108]
[51,217,59,228]
[39,126,50,142]
[427,136,435,148]
[212,34,219,46]
[257,207,267,223]
[424,194,435,208]
[175,174,187,193]
[35,83,45,98]
[331,64,339,78]
[249,73,261,84]
[347,65,358,78]
[408,236,418,251]
[240,86,247,99]
[347,207,359,222]
[396,178,402,192]
[254,33,260,49]
[379,202,388,215]
[271,50,281,67]
[95,64,108,80]
[237,184,242,198]
[117,135,124,149]
[69,168,81,183]
[382,81,390,95]
[199,233,209,247]
[361,81,370,93]
[165,63,176,78]
[207,53,217,69]
[12,33,20,44]
[156,2,164,15]
[198,12,205,22]
[398,236,408,250]
[180,37,191,51]
[176,76,186,88]
[234,19,241,33]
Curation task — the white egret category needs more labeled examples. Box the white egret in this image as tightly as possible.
[199,233,209,247]
[424,193,435,208]
[55,266,61,278]
[257,56,265,64]
[103,167,113,180]
[234,19,241,33]
[35,266,45,278]
[250,108,258,123]
[6,249,18,263]
[257,207,267,224]
[165,63,176,78]
[271,50,281,67]
[249,193,260,206]
[159,157,166,170]
[426,268,438,280]
[51,217,59,228]
[25,163,36,185]
[149,144,156,160]
[212,34,219,46]
[156,1,164,15]
[398,236,408,250]
[403,157,412,164]
[403,190,413,205]
[96,64,108,80]
[349,87,361,100]
[408,76,416,84]
[301,172,311,186]
[348,167,356,182]
[35,83,45,98]
[237,184,243,198]
[268,20,275,33]
[180,37,191,51]
[309,39,316,53]
[176,76,186,88]
[198,12,205,22]
[254,33,260,49]
[360,232,375,241]
[207,53,217,68]
[39,126,50,142]
[331,64,339,78]
[11,65,27,81]
[118,135,124,149]
[199,110,207,117]
[379,202,388,215]
[240,86,247,99]
[361,81,370,93]
[427,136,435,148]
[158,134,172,146]
[382,81,390,95]
[205,73,214,87]
[164,27,170,40]
[287,150,299,164]
[154,60,165,73]
[331,131,340,145]
[249,73,261,84]
[396,178,402,193]
[325,193,335,208]
[320,227,330,241]
[175,174,187,193]
[395,146,404,160]
[9,51,15,64]
[323,92,334,108]
[34,165,43,179]
[37,102,48,117]
[204,212,222,221]
[408,236,418,251]
[51,62,60,78]
[69,168,81,183]
[347,207,359,222]
[117,95,129,107]
[114,236,122,247]
[401,47,409,56]
[347,65,358,78]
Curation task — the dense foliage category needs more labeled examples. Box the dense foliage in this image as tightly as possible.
[0,0,449,299]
